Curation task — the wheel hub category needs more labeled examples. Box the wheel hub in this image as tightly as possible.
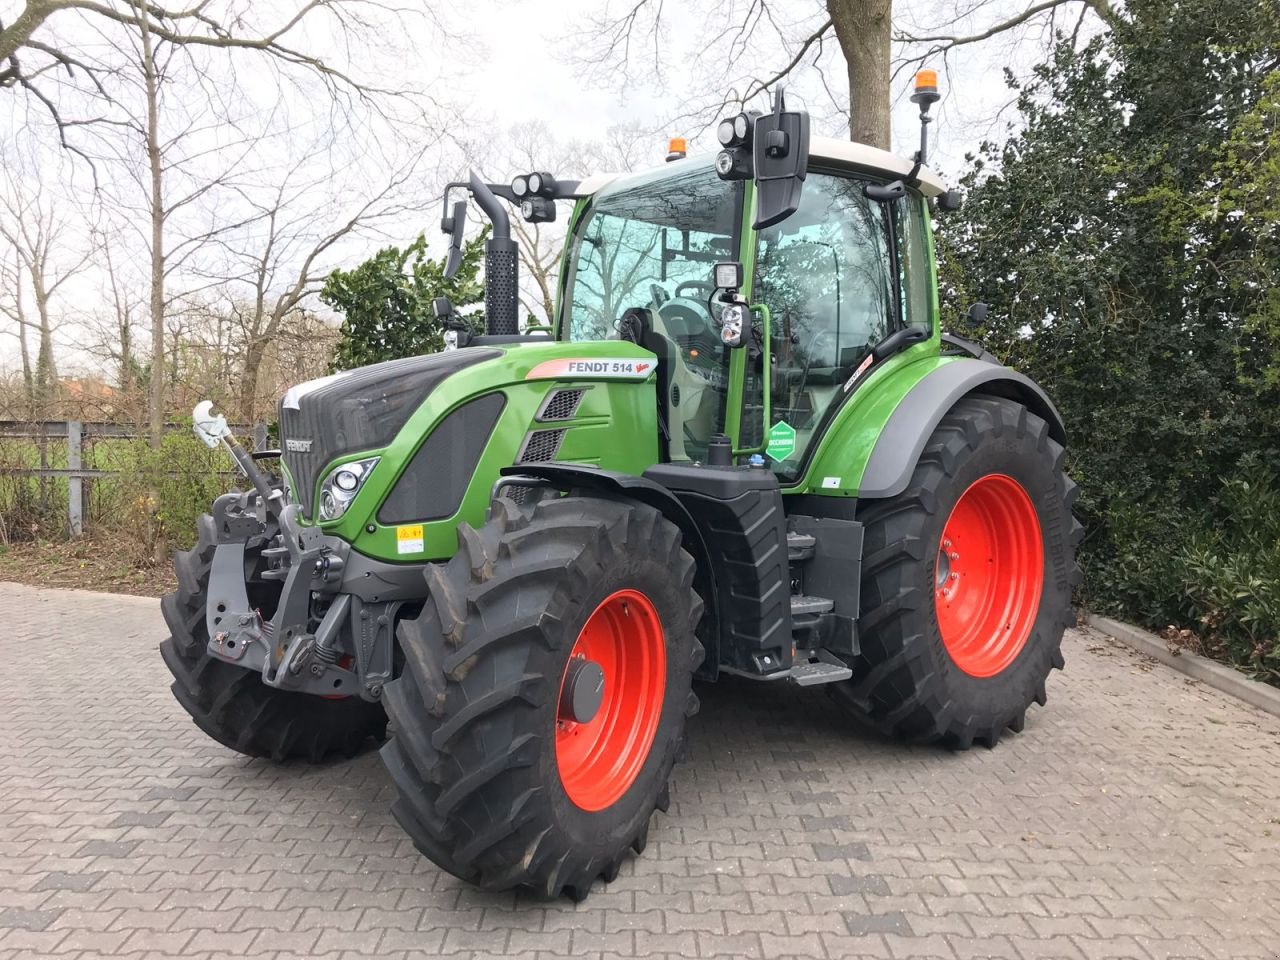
[559,658,606,724]
[555,589,666,812]
[934,473,1044,678]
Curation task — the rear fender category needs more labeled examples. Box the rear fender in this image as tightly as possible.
[859,358,1067,500]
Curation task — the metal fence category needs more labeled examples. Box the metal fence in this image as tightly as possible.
[0,420,267,537]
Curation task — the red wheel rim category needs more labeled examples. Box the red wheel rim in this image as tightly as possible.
[934,474,1043,678]
[555,589,666,812]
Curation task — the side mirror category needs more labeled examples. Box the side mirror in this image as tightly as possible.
[752,87,809,230]
[937,189,964,212]
[967,302,989,327]
[440,199,467,280]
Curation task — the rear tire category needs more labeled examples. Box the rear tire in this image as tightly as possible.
[160,514,388,762]
[381,494,703,900]
[832,395,1082,748]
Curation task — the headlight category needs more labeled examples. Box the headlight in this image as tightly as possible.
[317,456,379,521]
[720,303,746,347]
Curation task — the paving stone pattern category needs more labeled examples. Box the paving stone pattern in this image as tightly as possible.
[2,580,1279,959]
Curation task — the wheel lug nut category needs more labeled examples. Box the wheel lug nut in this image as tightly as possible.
[950,552,959,560]
[950,572,959,580]
[943,539,951,548]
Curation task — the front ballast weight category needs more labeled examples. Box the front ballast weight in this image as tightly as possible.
[190,404,390,702]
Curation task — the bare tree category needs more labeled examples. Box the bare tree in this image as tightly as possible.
[0,1,428,159]
[202,150,431,420]
[0,157,92,415]
[3,1,441,447]
[573,0,1123,149]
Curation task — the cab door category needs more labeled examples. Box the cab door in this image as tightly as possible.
[749,171,933,479]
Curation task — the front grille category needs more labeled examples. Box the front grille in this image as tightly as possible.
[536,388,585,422]
[378,394,506,525]
[278,349,499,517]
[517,428,565,464]
[509,426,566,505]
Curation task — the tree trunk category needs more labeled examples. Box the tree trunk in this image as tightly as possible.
[118,311,133,391]
[33,288,57,413]
[17,317,33,410]
[141,14,166,449]
[14,261,34,413]
[827,0,893,149]
[0,0,53,64]
[240,342,264,423]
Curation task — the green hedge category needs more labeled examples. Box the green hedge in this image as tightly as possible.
[0,428,237,561]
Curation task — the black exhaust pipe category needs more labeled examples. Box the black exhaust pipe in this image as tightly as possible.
[468,172,520,336]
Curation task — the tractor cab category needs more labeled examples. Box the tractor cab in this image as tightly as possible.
[553,131,948,474]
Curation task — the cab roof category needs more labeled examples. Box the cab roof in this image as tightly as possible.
[574,135,947,200]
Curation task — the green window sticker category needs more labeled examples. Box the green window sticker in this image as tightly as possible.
[766,420,797,461]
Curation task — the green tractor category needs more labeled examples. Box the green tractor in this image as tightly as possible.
[163,79,1079,900]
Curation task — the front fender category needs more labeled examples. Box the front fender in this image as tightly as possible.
[498,463,722,680]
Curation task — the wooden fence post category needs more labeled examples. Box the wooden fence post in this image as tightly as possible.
[67,420,83,538]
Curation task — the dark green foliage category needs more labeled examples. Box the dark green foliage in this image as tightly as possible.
[111,429,235,559]
[1180,465,1280,683]
[942,0,1280,678]
[321,232,486,370]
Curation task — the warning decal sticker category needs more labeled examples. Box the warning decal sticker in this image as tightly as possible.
[396,524,425,555]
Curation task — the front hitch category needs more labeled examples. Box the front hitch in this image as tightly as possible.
[203,497,363,699]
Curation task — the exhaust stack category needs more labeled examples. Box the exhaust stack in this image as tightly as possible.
[468,172,520,337]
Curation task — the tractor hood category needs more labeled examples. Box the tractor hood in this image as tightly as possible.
[278,350,501,517]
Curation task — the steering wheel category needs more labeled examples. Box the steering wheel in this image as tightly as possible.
[675,280,717,300]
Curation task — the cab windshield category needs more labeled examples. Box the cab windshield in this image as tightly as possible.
[559,165,743,461]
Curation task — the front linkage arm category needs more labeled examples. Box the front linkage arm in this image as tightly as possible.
[193,403,365,700]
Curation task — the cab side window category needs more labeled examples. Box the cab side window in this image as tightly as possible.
[897,196,933,331]
[753,173,898,477]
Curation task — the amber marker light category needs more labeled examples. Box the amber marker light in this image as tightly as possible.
[912,69,940,106]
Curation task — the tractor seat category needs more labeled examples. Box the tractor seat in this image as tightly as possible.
[619,307,678,458]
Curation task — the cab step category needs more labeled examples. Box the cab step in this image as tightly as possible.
[787,531,817,564]
[788,653,853,686]
[790,594,834,618]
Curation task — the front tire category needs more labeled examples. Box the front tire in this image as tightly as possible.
[832,395,1082,748]
[380,494,703,900]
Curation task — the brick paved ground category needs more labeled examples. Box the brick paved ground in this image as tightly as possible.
[2,580,1279,960]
